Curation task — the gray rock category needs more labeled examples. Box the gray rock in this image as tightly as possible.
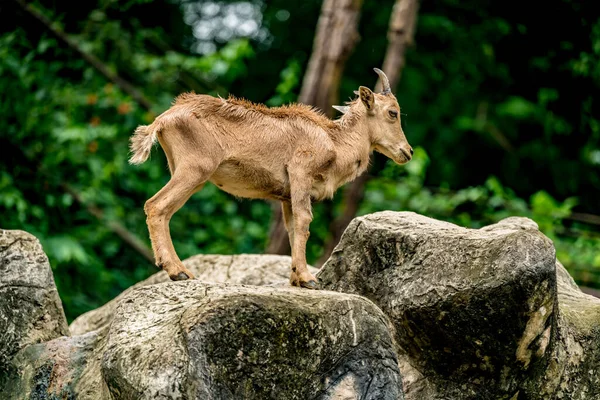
[4,233,399,399]
[12,282,403,400]
[8,211,597,400]
[8,327,110,399]
[70,254,317,336]
[541,261,600,399]
[318,212,600,399]
[0,229,69,388]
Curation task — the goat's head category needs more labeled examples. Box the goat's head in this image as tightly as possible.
[336,68,413,165]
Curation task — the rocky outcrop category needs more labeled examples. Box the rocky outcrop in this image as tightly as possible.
[0,229,69,390]
[105,283,402,399]
[317,211,600,399]
[10,325,110,399]
[10,283,402,400]
[3,239,401,399]
[4,212,600,400]
[69,254,318,335]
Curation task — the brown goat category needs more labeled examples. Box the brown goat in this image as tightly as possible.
[129,69,412,289]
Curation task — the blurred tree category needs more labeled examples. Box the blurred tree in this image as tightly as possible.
[266,0,364,255]
[317,0,419,265]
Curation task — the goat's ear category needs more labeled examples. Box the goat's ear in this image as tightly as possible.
[332,105,350,114]
[359,86,374,111]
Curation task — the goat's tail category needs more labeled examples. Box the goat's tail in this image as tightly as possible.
[128,124,158,165]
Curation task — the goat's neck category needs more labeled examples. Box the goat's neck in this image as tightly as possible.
[329,114,372,174]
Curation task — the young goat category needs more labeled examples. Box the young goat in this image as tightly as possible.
[129,68,413,289]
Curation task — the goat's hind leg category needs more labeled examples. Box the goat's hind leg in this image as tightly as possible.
[144,167,209,281]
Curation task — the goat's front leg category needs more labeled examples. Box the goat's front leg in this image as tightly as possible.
[145,171,206,280]
[288,190,318,289]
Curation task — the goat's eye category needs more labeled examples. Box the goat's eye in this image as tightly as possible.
[388,110,398,119]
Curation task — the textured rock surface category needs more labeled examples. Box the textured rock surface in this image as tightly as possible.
[543,261,600,399]
[8,327,110,399]
[11,282,403,400]
[6,212,599,400]
[318,212,600,399]
[70,254,317,335]
[106,283,402,399]
[0,229,69,388]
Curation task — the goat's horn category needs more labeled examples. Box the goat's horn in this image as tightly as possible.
[332,105,350,114]
[373,68,391,94]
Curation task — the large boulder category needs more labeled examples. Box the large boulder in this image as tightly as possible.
[11,283,403,400]
[318,211,600,399]
[3,239,401,400]
[0,229,69,388]
[70,254,317,335]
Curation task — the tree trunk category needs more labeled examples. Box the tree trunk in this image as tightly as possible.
[265,205,291,255]
[298,0,364,114]
[376,0,419,92]
[316,0,419,266]
[266,0,364,255]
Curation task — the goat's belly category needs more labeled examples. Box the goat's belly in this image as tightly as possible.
[210,162,289,200]
[211,181,270,199]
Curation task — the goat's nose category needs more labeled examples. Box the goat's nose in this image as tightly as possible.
[409,147,414,155]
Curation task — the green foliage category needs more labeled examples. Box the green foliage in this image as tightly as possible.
[1,0,599,321]
[266,59,302,106]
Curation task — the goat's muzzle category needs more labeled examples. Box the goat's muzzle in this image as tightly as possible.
[400,147,413,162]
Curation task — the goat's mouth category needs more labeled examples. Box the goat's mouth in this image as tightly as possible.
[375,145,411,165]
[398,148,412,164]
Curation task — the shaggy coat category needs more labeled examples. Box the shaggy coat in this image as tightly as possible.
[130,69,412,288]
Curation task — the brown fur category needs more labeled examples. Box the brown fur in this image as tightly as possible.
[176,93,340,130]
[129,71,412,287]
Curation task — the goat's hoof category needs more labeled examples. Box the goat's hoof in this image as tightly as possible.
[300,280,319,290]
[172,271,191,281]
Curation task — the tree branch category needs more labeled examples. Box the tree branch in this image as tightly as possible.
[13,0,154,111]
[61,184,155,264]
[568,212,600,226]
